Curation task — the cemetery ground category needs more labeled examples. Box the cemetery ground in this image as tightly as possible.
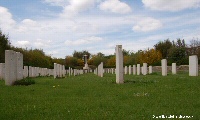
[0,72,200,120]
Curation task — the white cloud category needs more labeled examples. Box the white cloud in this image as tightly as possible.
[0,6,16,31]
[65,36,103,46]
[142,0,200,11]
[34,39,52,48]
[21,19,37,26]
[17,19,39,32]
[60,0,96,18]
[99,0,131,14]
[43,0,68,7]
[132,17,162,32]
[16,41,31,48]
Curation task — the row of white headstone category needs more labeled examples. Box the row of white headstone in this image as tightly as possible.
[53,63,66,79]
[103,64,152,75]
[67,67,92,76]
[115,45,199,84]
[0,50,62,86]
[161,56,199,76]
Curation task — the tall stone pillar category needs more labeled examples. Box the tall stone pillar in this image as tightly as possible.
[5,50,17,86]
[116,45,124,84]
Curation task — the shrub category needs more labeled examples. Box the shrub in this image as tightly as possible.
[148,72,158,75]
[14,78,35,86]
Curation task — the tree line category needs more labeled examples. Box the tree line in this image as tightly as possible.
[1,29,200,69]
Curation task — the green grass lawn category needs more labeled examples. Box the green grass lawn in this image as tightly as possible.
[0,72,199,120]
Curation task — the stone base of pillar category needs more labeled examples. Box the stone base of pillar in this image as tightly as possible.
[83,63,89,70]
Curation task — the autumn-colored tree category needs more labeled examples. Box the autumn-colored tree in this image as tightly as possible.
[137,48,162,65]
[106,56,115,67]
[77,59,84,66]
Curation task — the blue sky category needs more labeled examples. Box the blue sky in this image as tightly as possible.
[0,0,200,58]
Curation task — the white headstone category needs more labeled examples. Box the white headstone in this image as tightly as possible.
[133,65,136,75]
[189,55,198,76]
[129,65,132,75]
[111,68,114,74]
[124,66,128,74]
[149,66,152,74]
[5,50,17,86]
[172,63,176,74]
[16,52,23,80]
[101,62,103,77]
[137,64,140,75]
[74,69,77,76]
[143,63,147,75]
[23,66,28,78]
[161,59,167,76]
[54,63,57,79]
[116,45,124,84]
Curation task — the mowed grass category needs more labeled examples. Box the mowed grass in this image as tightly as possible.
[0,72,200,120]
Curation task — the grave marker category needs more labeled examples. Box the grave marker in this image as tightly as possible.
[116,45,124,84]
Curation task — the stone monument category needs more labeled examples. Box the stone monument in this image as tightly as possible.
[83,54,89,70]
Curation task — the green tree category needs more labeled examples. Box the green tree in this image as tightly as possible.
[154,39,172,59]
[168,39,188,65]
[0,30,11,63]
[73,50,91,60]
[65,56,78,68]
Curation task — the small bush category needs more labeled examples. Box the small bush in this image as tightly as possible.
[14,78,35,86]
[148,72,158,75]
